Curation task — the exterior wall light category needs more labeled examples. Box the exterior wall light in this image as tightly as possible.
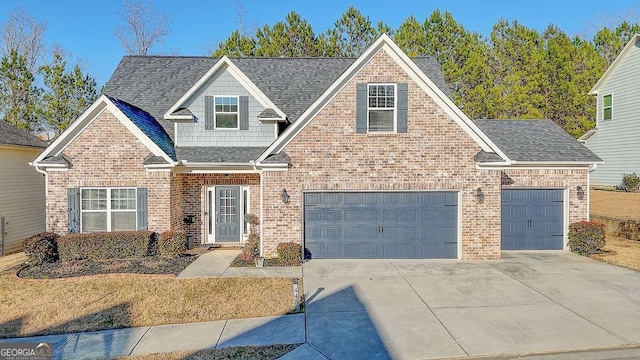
[281,189,290,204]
[576,186,585,200]
[476,187,485,204]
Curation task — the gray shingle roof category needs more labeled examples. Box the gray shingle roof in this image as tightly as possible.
[102,55,452,142]
[40,154,70,165]
[176,146,267,163]
[473,120,602,163]
[143,154,169,165]
[257,108,282,119]
[0,120,48,148]
[412,57,452,99]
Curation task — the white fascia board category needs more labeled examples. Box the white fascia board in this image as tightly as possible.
[33,94,110,164]
[163,56,286,121]
[257,34,509,163]
[589,33,639,95]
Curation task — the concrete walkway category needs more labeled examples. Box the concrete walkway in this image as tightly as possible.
[0,314,305,360]
[177,249,303,278]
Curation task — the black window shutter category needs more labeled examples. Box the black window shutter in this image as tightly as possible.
[356,83,367,133]
[239,96,249,130]
[205,96,214,130]
[67,188,80,233]
[397,83,408,133]
[137,188,148,231]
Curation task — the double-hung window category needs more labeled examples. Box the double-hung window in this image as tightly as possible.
[81,188,137,232]
[215,96,239,129]
[603,94,612,120]
[368,84,396,132]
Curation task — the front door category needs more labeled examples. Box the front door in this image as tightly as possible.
[207,186,241,242]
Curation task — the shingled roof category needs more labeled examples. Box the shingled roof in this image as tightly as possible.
[473,120,602,163]
[102,55,452,141]
[0,120,48,148]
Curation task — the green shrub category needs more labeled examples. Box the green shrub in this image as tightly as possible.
[617,172,640,192]
[57,231,154,262]
[568,221,606,256]
[23,232,59,264]
[277,242,302,266]
[158,231,187,257]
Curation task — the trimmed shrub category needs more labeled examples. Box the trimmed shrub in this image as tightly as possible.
[277,242,302,266]
[158,231,187,257]
[568,221,606,256]
[23,232,60,264]
[617,172,640,192]
[57,231,154,261]
[240,233,260,262]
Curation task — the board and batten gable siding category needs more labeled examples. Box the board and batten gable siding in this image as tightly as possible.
[586,40,640,187]
[176,67,276,147]
[0,146,45,254]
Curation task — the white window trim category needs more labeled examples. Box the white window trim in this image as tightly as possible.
[80,187,137,233]
[214,95,240,130]
[242,186,250,239]
[603,94,612,121]
[367,83,397,133]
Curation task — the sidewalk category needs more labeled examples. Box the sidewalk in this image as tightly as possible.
[0,314,307,360]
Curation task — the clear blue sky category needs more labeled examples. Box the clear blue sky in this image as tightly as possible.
[0,0,638,86]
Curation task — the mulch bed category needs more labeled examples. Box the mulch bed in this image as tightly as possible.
[18,255,198,279]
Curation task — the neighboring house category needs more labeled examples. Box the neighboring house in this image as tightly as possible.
[581,33,640,187]
[31,35,601,260]
[0,121,47,255]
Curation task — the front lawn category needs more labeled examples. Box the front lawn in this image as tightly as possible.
[590,189,640,220]
[591,236,640,272]
[0,271,299,338]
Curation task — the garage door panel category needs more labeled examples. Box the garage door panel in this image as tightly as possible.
[304,191,458,259]
[502,189,564,250]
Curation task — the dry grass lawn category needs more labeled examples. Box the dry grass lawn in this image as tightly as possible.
[590,190,640,220]
[116,344,300,360]
[0,252,26,272]
[0,272,299,338]
[591,236,640,272]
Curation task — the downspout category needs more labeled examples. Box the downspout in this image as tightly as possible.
[586,164,598,221]
[31,163,49,232]
[250,160,264,258]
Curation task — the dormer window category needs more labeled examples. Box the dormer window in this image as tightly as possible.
[368,84,396,132]
[215,96,239,129]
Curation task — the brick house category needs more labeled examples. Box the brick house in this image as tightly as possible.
[32,35,601,260]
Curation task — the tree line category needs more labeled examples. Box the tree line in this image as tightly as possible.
[1,3,637,139]
[214,7,639,138]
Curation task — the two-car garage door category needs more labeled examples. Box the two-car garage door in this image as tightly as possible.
[303,189,565,259]
[304,192,458,259]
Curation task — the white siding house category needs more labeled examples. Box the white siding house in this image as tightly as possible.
[0,121,47,255]
[582,33,640,187]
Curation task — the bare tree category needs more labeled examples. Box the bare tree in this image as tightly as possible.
[114,0,170,55]
[0,7,48,71]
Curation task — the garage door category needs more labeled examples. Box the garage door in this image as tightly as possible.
[501,189,564,250]
[304,192,458,259]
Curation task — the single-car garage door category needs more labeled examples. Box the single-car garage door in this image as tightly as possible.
[501,189,564,250]
[304,192,458,259]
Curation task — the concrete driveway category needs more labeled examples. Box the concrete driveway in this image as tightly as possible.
[302,251,640,359]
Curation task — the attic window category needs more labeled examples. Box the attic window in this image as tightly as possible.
[368,84,396,132]
[603,94,612,120]
[215,96,239,129]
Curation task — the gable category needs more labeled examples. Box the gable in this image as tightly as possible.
[258,34,508,164]
[590,34,640,95]
[175,66,277,148]
[33,95,175,168]
[281,48,484,169]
